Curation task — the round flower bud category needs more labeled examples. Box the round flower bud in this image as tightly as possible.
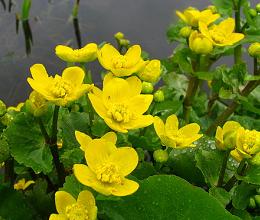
[249,197,256,209]
[256,3,260,12]
[0,113,13,126]
[142,82,154,94]
[254,195,260,207]
[207,5,217,13]
[189,31,213,54]
[114,32,125,40]
[25,91,49,117]
[180,26,192,38]
[153,149,169,163]
[249,8,257,17]
[248,42,260,57]
[119,39,130,47]
[0,100,6,117]
[138,60,161,83]
[153,90,164,102]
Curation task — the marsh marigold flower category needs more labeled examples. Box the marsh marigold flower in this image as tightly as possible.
[189,30,213,54]
[98,44,144,77]
[73,138,139,196]
[49,190,97,220]
[14,178,35,191]
[137,59,161,83]
[231,127,260,162]
[75,130,117,151]
[55,43,98,63]
[199,18,245,46]
[215,121,241,151]
[176,7,220,27]
[88,73,154,133]
[154,114,202,148]
[27,64,93,106]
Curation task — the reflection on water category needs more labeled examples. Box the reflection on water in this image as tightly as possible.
[0,0,258,105]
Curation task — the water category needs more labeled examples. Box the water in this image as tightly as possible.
[0,0,258,105]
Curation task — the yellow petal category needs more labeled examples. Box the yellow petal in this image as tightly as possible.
[165,114,179,135]
[77,190,96,209]
[98,44,120,70]
[180,134,203,147]
[30,64,49,81]
[88,93,108,119]
[85,139,117,171]
[55,191,76,214]
[111,178,139,196]
[110,147,138,176]
[23,180,35,190]
[128,95,153,115]
[62,67,85,86]
[199,21,213,42]
[73,164,98,186]
[215,126,223,144]
[123,115,154,130]
[49,214,67,220]
[179,123,201,136]
[176,10,188,23]
[126,76,142,97]
[27,78,53,99]
[55,45,74,62]
[223,121,241,134]
[125,45,141,64]
[75,131,92,151]
[224,33,245,45]
[160,135,176,148]
[218,18,235,36]
[230,149,243,162]
[103,72,114,88]
[104,118,128,133]
[110,68,135,77]
[154,116,165,137]
[101,132,117,144]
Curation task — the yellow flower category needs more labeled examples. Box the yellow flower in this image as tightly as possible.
[189,30,213,54]
[176,7,220,27]
[55,43,97,63]
[49,190,97,220]
[199,18,245,46]
[73,138,139,196]
[137,59,161,83]
[231,127,260,162]
[14,178,35,190]
[75,130,117,151]
[248,42,260,57]
[154,114,203,148]
[7,102,24,112]
[215,121,241,150]
[27,64,93,106]
[88,73,154,133]
[98,44,144,77]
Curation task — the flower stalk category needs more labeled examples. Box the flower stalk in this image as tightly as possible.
[217,150,231,187]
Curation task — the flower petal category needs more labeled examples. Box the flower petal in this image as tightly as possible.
[125,45,141,64]
[104,118,128,133]
[85,139,117,171]
[30,64,49,81]
[55,191,76,214]
[75,131,92,151]
[225,33,245,45]
[77,190,96,210]
[98,44,120,70]
[101,132,117,144]
[165,114,179,135]
[62,67,85,86]
[126,76,142,97]
[49,214,67,220]
[110,147,138,176]
[179,123,201,136]
[88,93,108,119]
[111,178,139,196]
[123,115,154,130]
[73,164,98,186]
[218,18,235,36]
[154,116,165,137]
[128,95,153,115]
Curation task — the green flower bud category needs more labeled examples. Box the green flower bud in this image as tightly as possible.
[153,90,164,102]
[0,113,13,126]
[180,26,192,38]
[114,32,125,40]
[119,39,130,47]
[26,91,49,117]
[71,103,81,112]
[254,195,260,207]
[249,197,256,209]
[207,5,217,13]
[142,82,154,94]
[0,100,6,117]
[248,42,260,57]
[256,3,260,12]
[249,8,257,17]
[189,30,213,54]
[153,149,169,163]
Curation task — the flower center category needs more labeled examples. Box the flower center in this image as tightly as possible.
[107,103,131,123]
[210,29,226,43]
[65,203,89,220]
[96,163,122,184]
[112,55,132,69]
[51,79,72,98]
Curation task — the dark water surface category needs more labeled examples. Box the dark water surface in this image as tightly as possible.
[0,0,257,105]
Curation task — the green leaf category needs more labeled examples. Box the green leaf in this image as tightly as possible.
[91,116,110,137]
[210,0,233,16]
[209,187,231,207]
[0,185,37,220]
[153,100,182,116]
[0,136,9,163]
[232,182,257,210]
[60,148,84,169]
[194,71,214,81]
[173,47,193,74]
[166,22,186,43]
[98,175,239,220]
[21,0,31,20]
[131,161,157,180]
[5,112,53,174]
[236,164,260,185]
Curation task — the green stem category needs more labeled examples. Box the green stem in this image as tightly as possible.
[38,118,50,142]
[217,150,231,187]
[234,0,242,64]
[50,106,65,186]
[4,158,15,186]
[86,95,94,127]
[224,159,247,191]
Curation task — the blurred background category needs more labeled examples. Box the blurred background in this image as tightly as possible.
[0,0,258,105]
